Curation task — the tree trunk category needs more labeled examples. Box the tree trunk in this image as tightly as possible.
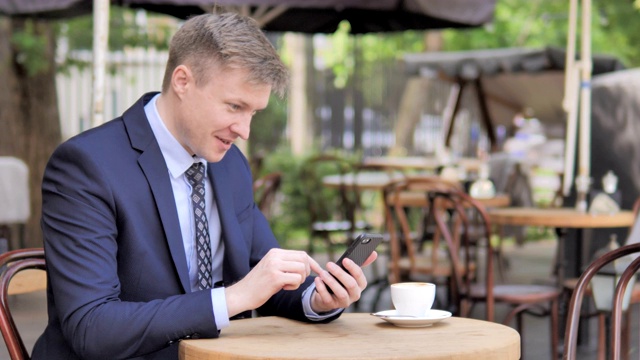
[0,17,61,248]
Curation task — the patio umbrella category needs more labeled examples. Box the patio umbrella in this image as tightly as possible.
[1,1,496,32]
[0,0,497,126]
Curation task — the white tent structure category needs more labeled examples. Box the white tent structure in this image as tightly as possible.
[562,0,592,209]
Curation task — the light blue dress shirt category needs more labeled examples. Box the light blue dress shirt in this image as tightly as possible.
[144,94,338,329]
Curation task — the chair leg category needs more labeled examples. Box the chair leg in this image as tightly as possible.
[597,313,606,360]
[622,308,630,360]
[516,312,525,358]
[369,277,389,313]
[550,298,559,360]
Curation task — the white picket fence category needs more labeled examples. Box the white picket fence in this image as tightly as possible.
[56,48,168,140]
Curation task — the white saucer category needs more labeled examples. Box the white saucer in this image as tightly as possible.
[371,309,452,328]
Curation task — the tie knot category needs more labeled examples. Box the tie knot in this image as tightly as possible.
[185,162,205,187]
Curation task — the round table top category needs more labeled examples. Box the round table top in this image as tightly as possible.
[363,156,442,170]
[488,207,635,228]
[390,191,510,208]
[363,156,483,172]
[8,269,46,295]
[179,313,520,360]
[322,171,405,191]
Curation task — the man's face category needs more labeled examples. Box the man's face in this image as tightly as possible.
[172,64,271,163]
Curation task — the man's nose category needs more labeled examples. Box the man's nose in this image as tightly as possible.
[230,118,251,140]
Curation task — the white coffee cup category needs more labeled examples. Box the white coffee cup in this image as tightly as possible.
[390,282,436,317]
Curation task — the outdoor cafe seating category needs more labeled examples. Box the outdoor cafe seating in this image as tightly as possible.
[560,196,640,360]
[0,248,46,360]
[423,189,560,359]
[564,242,640,360]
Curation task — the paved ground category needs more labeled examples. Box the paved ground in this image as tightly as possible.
[2,239,636,359]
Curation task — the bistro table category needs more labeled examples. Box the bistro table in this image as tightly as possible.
[363,156,442,172]
[179,313,520,360]
[488,207,635,284]
[8,270,46,295]
[488,207,635,345]
[363,156,483,174]
[391,191,510,208]
[322,172,510,208]
[321,171,405,191]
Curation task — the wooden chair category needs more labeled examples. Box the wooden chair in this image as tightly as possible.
[375,176,471,313]
[298,154,372,261]
[252,171,282,220]
[428,189,560,359]
[561,196,640,360]
[0,248,46,360]
[563,242,640,360]
[383,176,463,286]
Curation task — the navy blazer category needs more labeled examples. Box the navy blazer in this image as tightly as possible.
[32,93,337,360]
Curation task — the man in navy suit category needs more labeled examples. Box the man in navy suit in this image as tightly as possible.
[32,12,376,360]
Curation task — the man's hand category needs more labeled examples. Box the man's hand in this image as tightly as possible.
[310,251,378,313]
[225,248,321,317]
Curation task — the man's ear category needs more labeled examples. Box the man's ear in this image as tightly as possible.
[172,65,191,98]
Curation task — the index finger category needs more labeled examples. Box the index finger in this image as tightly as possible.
[308,255,324,276]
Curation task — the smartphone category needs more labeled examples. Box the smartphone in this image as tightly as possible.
[326,233,383,294]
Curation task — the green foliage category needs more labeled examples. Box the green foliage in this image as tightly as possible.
[11,20,50,76]
[256,148,307,248]
[59,6,174,51]
[255,148,363,250]
[442,0,640,67]
[318,21,425,89]
[249,94,288,157]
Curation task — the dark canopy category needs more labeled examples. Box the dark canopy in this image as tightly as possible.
[0,0,497,33]
[402,47,625,147]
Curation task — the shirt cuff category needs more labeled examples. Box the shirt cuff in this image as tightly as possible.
[302,282,343,320]
[211,287,230,329]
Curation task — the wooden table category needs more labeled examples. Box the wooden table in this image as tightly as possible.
[488,208,634,229]
[322,171,405,191]
[488,207,635,283]
[391,191,510,208]
[363,156,442,171]
[179,313,520,360]
[488,207,635,344]
[363,156,483,173]
[8,270,46,295]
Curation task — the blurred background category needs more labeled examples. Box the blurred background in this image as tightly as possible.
[2,0,640,250]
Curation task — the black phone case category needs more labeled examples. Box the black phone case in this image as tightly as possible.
[326,233,382,294]
[335,233,383,270]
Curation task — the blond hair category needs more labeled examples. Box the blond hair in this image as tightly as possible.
[161,12,289,97]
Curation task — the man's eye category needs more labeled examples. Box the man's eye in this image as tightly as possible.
[229,104,240,111]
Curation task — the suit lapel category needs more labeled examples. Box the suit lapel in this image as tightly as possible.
[123,93,191,292]
[209,161,249,283]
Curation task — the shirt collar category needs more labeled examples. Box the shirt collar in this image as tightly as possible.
[144,93,208,179]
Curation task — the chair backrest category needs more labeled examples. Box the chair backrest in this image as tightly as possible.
[0,248,46,360]
[252,172,282,219]
[382,176,461,284]
[563,242,640,360]
[426,188,495,322]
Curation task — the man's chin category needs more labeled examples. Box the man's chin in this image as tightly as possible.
[204,150,228,163]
